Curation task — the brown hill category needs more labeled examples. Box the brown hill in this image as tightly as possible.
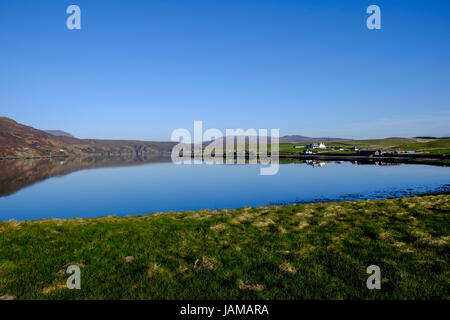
[0,117,176,159]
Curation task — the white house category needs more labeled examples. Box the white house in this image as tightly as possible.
[306,143,326,149]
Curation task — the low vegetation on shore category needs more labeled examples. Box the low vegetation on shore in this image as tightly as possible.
[0,195,449,300]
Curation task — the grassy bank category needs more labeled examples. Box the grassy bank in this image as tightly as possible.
[0,195,449,300]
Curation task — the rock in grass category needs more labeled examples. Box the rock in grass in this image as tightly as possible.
[279,262,297,274]
[238,281,264,292]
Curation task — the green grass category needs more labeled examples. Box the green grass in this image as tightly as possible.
[275,138,450,155]
[0,195,449,300]
[398,139,450,155]
[326,137,424,149]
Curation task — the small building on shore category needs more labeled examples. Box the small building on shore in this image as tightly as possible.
[358,150,382,157]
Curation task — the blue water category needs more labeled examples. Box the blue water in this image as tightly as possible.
[0,161,449,220]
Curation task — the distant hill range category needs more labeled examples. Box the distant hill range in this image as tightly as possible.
[45,130,75,138]
[4,116,443,160]
[0,117,353,159]
[0,117,175,159]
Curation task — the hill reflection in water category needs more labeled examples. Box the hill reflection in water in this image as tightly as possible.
[0,154,172,197]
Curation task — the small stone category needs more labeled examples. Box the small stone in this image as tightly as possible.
[279,262,297,274]
[125,256,134,262]
[238,281,264,292]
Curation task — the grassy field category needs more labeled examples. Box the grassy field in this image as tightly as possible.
[325,138,427,150]
[276,138,450,155]
[0,194,449,300]
[398,139,450,155]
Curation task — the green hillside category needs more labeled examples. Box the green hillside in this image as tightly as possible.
[324,138,426,150]
[398,139,450,154]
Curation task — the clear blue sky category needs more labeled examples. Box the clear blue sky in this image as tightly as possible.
[1,0,449,140]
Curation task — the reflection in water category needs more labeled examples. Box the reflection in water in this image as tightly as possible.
[304,159,401,168]
[0,156,435,198]
[0,157,449,220]
[305,160,327,168]
[0,154,171,197]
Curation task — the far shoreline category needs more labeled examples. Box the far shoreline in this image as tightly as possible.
[1,152,449,166]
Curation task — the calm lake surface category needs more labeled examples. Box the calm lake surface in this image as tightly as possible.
[0,158,449,220]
